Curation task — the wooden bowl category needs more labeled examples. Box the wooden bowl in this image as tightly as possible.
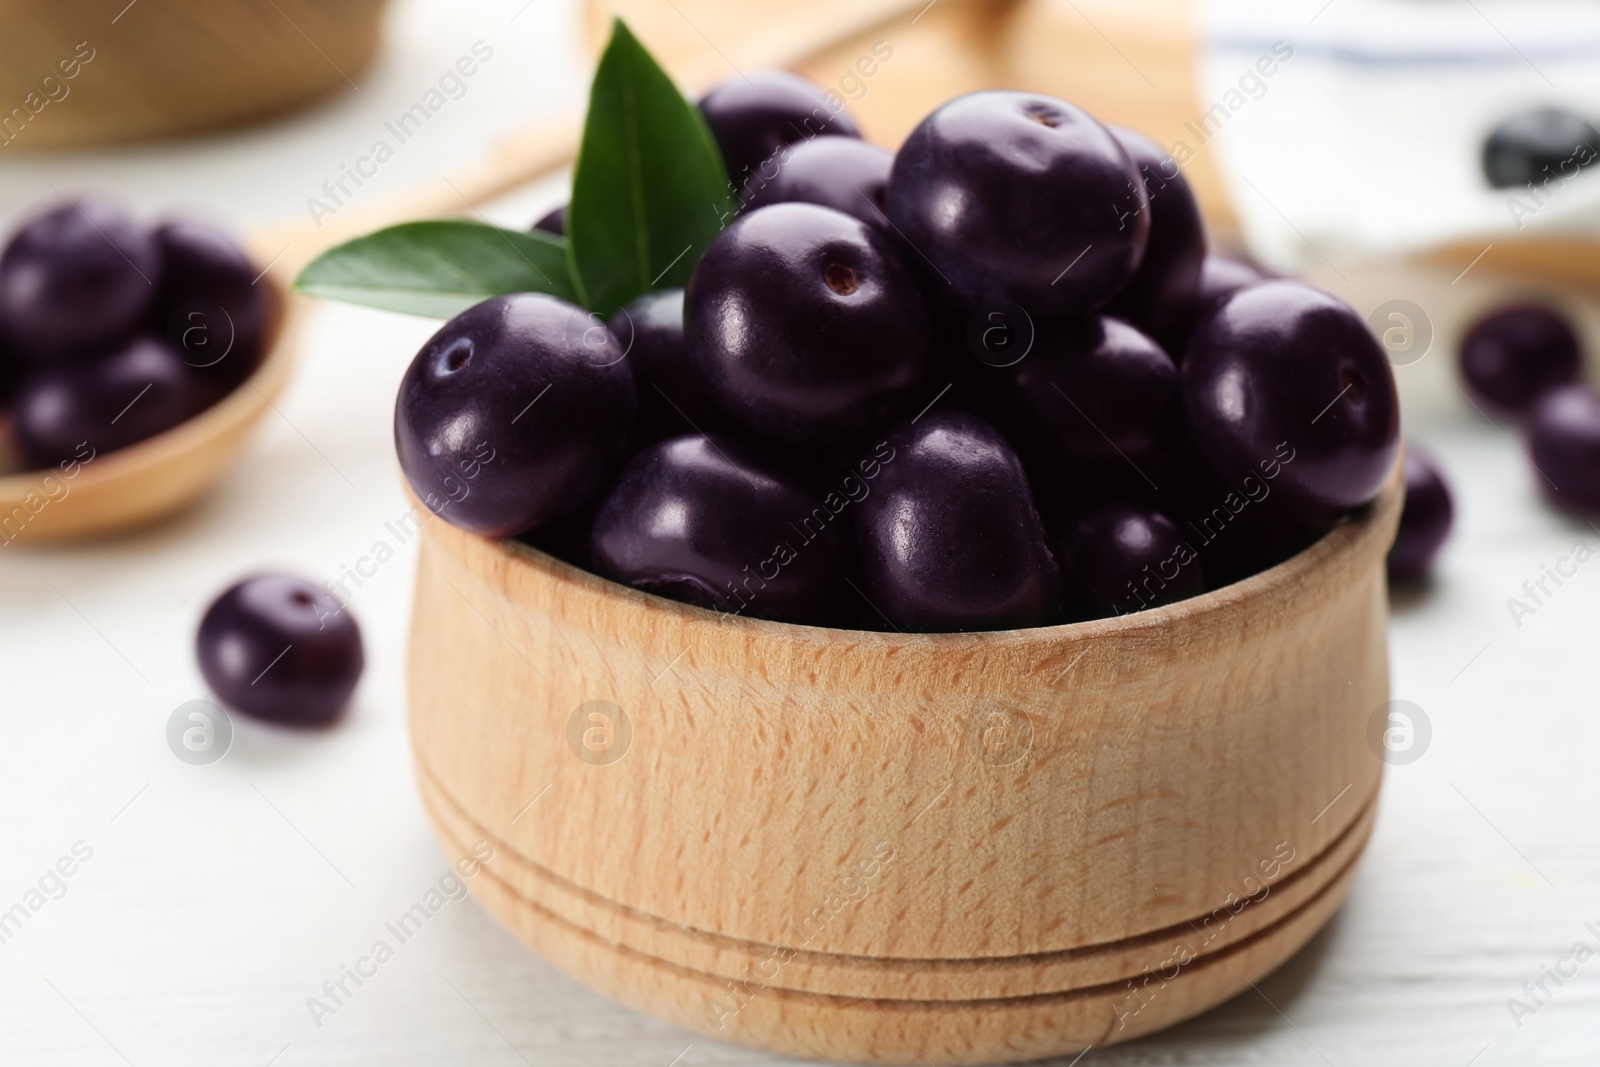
[408,458,1403,1063]
[0,278,299,544]
[0,0,386,150]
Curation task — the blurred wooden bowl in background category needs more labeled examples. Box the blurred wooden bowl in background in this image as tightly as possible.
[0,0,386,150]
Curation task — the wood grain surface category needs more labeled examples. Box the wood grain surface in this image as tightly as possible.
[406,457,1404,1061]
[0,275,299,545]
[0,0,385,150]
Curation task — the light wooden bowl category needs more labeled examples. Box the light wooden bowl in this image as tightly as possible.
[408,457,1403,1063]
[0,0,386,150]
[0,278,299,544]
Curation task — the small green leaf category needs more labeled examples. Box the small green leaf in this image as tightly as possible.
[567,18,733,316]
[294,220,577,318]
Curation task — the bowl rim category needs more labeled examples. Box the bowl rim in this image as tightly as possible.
[418,451,1405,651]
[0,275,299,502]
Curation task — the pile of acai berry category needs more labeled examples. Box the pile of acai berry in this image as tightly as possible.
[303,31,1407,633]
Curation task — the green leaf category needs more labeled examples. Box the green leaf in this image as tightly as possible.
[567,18,733,317]
[294,220,577,318]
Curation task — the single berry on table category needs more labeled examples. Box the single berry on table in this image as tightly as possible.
[12,336,211,467]
[197,573,364,726]
[742,135,893,229]
[1526,384,1600,513]
[855,410,1061,632]
[1459,304,1580,416]
[1103,126,1206,345]
[686,202,932,446]
[699,71,861,191]
[0,199,161,360]
[395,293,637,538]
[1182,280,1399,525]
[1387,444,1453,583]
[885,90,1149,316]
[590,434,844,624]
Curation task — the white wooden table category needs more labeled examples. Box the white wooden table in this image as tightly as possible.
[3,2,1599,1063]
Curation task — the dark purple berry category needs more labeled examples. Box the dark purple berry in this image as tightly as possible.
[591,434,843,624]
[395,293,637,538]
[519,503,599,570]
[533,204,567,236]
[197,573,363,726]
[0,336,19,401]
[1168,444,1325,589]
[1103,126,1205,343]
[855,410,1060,632]
[885,91,1149,316]
[1483,107,1600,189]
[1069,505,1204,617]
[992,315,1179,501]
[13,336,211,467]
[1387,445,1453,583]
[1526,384,1600,513]
[610,288,726,443]
[699,71,860,187]
[1161,253,1271,359]
[0,199,160,360]
[686,202,931,445]
[1194,254,1270,308]
[151,217,270,392]
[1459,304,1580,416]
[743,135,892,228]
[1183,280,1399,524]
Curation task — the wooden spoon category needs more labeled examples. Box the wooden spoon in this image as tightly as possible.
[0,264,302,545]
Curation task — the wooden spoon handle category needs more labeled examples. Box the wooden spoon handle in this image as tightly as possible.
[246,112,582,284]
[247,0,958,284]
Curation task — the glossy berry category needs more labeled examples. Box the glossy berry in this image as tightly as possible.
[1459,304,1580,415]
[1103,126,1205,343]
[197,573,363,726]
[1161,253,1270,359]
[686,202,932,445]
[1526,384,1600,513]
[885,91,1149,316]
[395,293,637,538]
[1483,107,1600,189]
[1169,445,1328,589]
[532,204,566,236]
[0,199,160,360]
[13,336,211,467]
[1193,254,1269,308]
[591,434,843,624]
[699,71,860,186]
[743,135,892,228]
[1183,280,1399,524]
[994,315,1179,500]
[151,218,270,391]
[1387,445,1453,583]
[1069,505,1204,617]
[611,289,726,443]
[855,410,1060,631]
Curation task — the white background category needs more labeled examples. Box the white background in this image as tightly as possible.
[2,1,1598,1064]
